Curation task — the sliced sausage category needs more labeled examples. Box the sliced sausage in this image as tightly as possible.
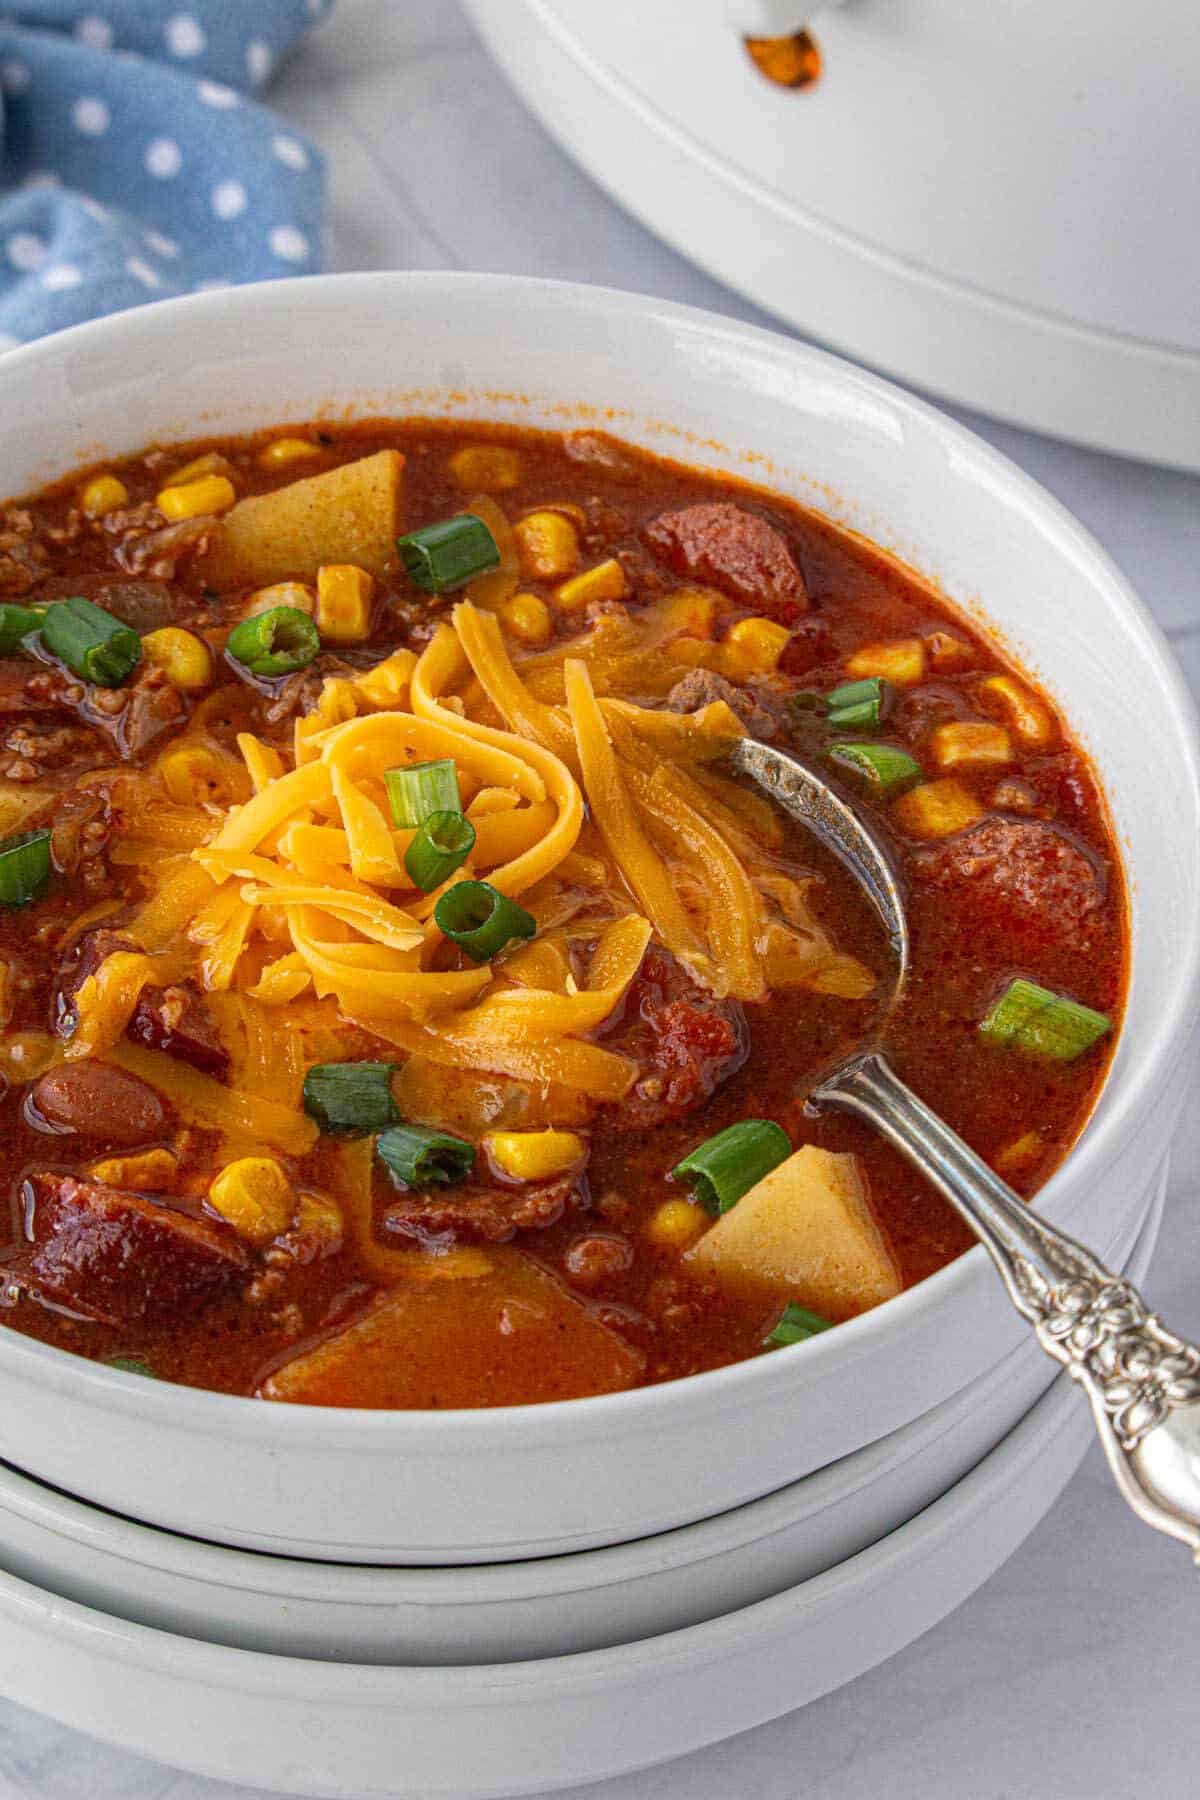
[128,984,228,1077]
[643,502,808,620]
[918,817,1106,950]
[382,1176,584,1249]
[30,1060,166,1147]
[665,667,784,741]
[600,948,748,1130]
[22,1173,247,1325]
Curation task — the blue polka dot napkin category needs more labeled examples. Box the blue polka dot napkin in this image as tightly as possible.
[0,1,331,349]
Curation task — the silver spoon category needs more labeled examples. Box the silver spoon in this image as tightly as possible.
[732,735,1200,1559]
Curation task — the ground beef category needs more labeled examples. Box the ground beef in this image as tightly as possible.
[18,1173,247,1325]
[32,577,185,634]
[0,716,99,781]
[919,817,1106,950]
[382,1175,584,1248]
[112,514,216,580]
[128,983,229,1077]
[600,948,748,1129]
[665,667,784,740]
[642,502,808,620]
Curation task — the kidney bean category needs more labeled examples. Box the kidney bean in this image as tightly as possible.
[31,1060,166,1146]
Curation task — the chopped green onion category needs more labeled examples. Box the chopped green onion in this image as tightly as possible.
[41,596,141,687]
[767,1303,834,1348]
[788,689,825,714]
[377,1123,475,1188]
[303,1061,402,1135]
[979,977,1111,1062]
[405,810,476,892]
[397,513,501,594]
[829,741,922,797]
[384,758,461,828]
[0,603,46,654]
[226,605,319,678]
[826,677,891,733]
[0,828,52,908]
[434,879,536,962]
[106,1356,156,1378]
[672,1119,791,1216]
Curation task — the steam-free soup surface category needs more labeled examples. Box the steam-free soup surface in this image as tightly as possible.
[0,422,1125,1404]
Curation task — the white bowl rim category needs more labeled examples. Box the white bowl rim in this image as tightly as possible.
[0,269,1195,1444]
[0,1355,1085,1701]
[0,1162,1164,1605]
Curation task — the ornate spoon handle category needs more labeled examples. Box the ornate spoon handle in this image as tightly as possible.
[813,1050,1200,1558]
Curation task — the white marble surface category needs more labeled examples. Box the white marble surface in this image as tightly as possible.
[3,3,1200,1795]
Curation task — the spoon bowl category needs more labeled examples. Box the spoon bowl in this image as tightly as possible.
[736,733,1200,1563]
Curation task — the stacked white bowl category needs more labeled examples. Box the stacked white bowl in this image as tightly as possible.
[0,275,1194,1796]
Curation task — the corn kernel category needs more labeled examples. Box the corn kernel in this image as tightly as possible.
[994,1131,1045,1175]
[316,563,375,642]
[354,647,417,709]
[158,743,245,808]
[928,721,1012,772]
[246,580,316,618]
[448,444,521,493]
[209,1157,293,1246]
[722,616,790,676]
[845,637,927,686]
[645,1199,708,1251]
[79,474,129,519]
[141,626,214,692]
[977,675,1055,750]
[166,451,235,487]
[258,437,322,470]
[485,1128,586,1183]
[90,1149,177,1192]
[515,510,581,582]
[500,592,552,646]
[555,558,628,612]
[156,474,237,521]
[926,631,973,672]
[891,778,985,840]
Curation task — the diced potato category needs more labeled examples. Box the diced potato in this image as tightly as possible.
[928,721,1012,772]
[687,1146,900,1320]
[197,449,404,587]
[259,1247,641,1406]
[845,637,926,686]
[891,778,985,839]
[977,675,1055,750]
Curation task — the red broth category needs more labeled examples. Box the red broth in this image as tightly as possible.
[0,423,1126,1404]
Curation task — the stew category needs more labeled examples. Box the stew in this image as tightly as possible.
[0,422,1126,1406]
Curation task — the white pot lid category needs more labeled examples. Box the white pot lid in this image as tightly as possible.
[465,0,1200,469]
